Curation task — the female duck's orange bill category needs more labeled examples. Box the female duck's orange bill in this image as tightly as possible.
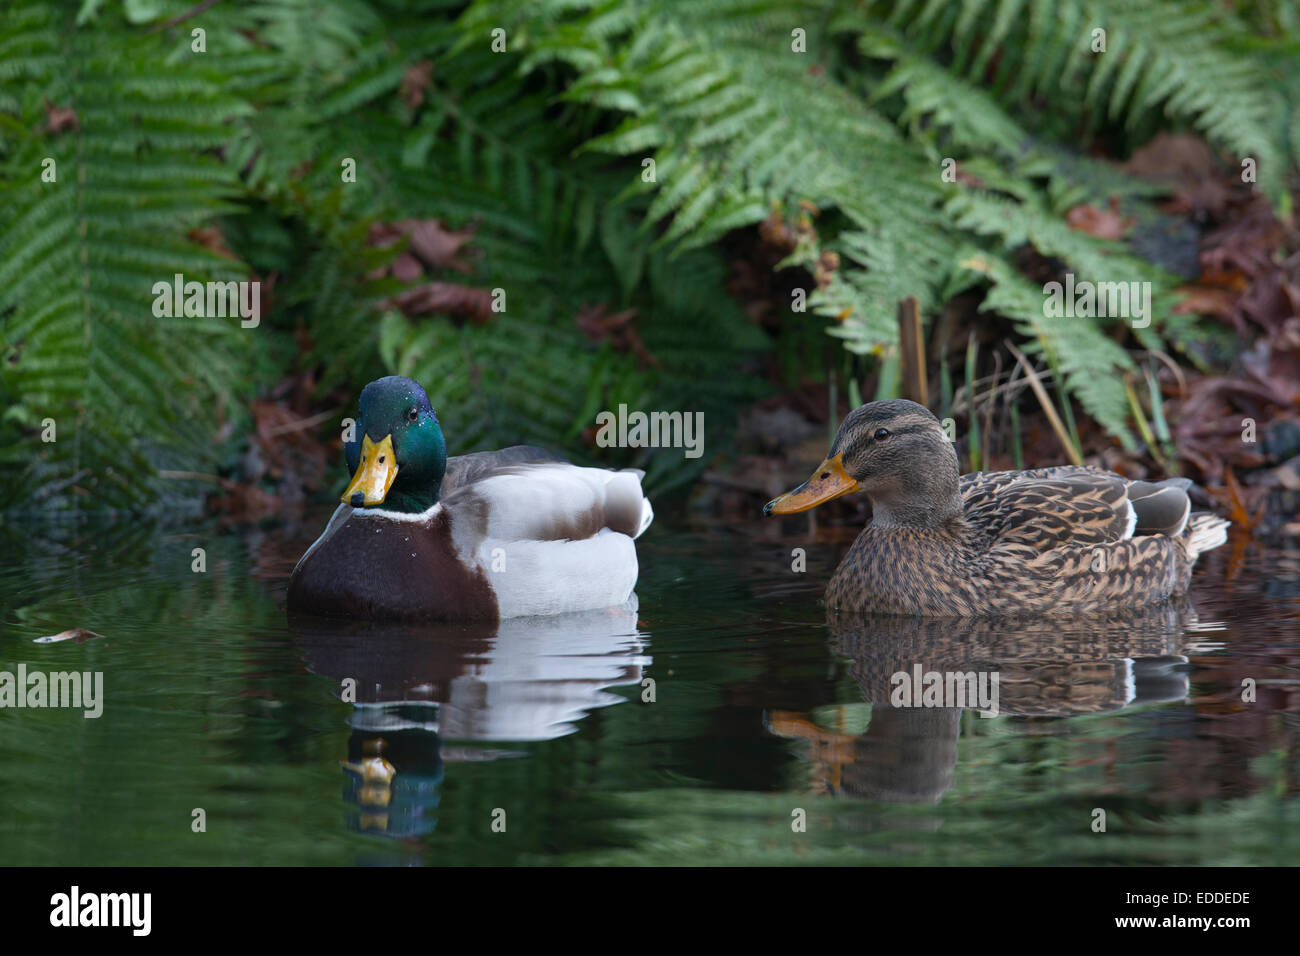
[763,453,859,515]
[341,434,399,506]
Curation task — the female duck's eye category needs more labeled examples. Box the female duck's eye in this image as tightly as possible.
[873,428,890,441]
[407,408,419,423]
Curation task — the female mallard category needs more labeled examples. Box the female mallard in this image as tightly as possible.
[763,399,1229,617]
[288,376,653,622]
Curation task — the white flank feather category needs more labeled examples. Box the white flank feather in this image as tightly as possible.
[1172,495,1191,536]
[468,465,645,541]
[1186,514,1230,560]
[448,464,652,618]
[1122,499,1137,539]
[476,530,639,618]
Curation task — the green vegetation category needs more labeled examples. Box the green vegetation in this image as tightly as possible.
[3,0,1297,513]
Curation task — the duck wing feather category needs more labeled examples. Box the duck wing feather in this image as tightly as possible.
[962,467,1133,552]
[444,461,651,545]
[442,445,566,496]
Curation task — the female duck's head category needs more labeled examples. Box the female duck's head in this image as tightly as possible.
[764,399,961,528]
[342,376,447,513]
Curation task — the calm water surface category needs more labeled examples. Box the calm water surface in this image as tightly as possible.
[1,511,1297,865]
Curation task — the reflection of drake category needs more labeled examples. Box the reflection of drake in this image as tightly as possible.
[770,603,1208,803]
[291,601,647,836]
[341,732,443,837]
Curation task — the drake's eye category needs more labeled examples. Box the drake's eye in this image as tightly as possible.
[407,408,419,423]
[873,428,890,441]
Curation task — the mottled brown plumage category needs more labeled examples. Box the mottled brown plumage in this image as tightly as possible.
[764,400,1230,617]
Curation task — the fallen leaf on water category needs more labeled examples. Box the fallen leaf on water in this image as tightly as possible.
[34,628,104,644]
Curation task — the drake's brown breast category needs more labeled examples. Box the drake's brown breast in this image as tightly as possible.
[287,510,498,622]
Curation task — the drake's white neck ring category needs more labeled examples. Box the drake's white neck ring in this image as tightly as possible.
[348,501,444,524]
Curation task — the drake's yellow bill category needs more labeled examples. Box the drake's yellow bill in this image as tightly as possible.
[341,434,398,506]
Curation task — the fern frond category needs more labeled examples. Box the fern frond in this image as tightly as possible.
[0,2,252,513]
[960,252,1138,448]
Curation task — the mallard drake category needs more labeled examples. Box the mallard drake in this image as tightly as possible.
[763,399,1229,617]
[288,376,653,622]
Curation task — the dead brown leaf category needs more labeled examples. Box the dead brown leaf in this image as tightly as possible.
[1209,466,1269,532]
[368,219,478,274]
[44,100,79,135]
[575,302,659,368]
[186,225,238,260]
[391,252,424,282]
[1122,133,1233,220]
[386,282,494,323]
[758,210,799,253]
[401,60,433,111]
[1066,196,1135,240]
[1172,284,1239,319]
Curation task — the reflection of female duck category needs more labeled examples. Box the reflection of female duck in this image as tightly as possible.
[766,400,1229,616]
[771,604,1200,803]
[830,606,1194,717]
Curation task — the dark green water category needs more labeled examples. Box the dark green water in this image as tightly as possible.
[1,512,1297,865]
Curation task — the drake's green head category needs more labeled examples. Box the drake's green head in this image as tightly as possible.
[342,375,446,513]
